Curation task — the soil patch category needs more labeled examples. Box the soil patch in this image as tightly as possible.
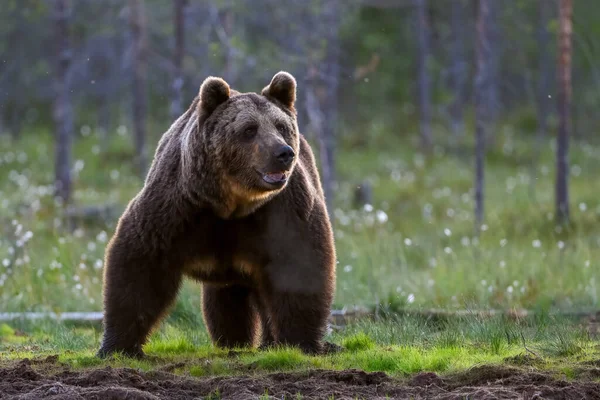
[1,359,600,399]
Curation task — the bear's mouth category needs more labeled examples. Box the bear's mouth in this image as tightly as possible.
[262,171,287,185]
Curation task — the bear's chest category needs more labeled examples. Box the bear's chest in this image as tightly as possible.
[180,211,269,283]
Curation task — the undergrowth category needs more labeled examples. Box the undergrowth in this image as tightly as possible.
[1,122,600,381]
[1,124,600,316]
[0,313,597,379]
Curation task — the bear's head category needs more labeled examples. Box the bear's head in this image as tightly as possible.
[192,71,300,215]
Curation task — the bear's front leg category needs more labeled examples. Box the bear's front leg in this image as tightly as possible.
[266,289,331,355]
[97,217,183,358]
[260,205,337,354]
[261,252,335,355]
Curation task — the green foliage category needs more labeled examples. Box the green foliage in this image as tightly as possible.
[4,0,600,139]
[0,0,599,364]
[1,315,599,382]
[251,348,307,371]
[0,324,15,338]
[2,122,600,318]
[437,326,462,349]
[145,335,196,355]
[1,0,600,374]
[342,332,375,352]
[541,324,586,357]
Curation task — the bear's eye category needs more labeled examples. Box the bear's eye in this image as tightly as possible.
[243,126,258,139]
[275,123,287,134]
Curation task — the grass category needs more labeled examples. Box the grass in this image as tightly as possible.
[0,314,598,380]
[1,119,600,384]
[1,121,600,316]
[342,332,375,352]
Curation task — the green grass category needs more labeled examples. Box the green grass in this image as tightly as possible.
[0,315,598,380]
[1,120,600,316]
[342,332,375,352]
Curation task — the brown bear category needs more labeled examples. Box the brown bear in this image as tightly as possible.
[96,71,337,358]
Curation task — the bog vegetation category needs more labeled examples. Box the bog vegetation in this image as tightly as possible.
[1,313,599,379]
[1,127,600,316]
[1,0,599,380]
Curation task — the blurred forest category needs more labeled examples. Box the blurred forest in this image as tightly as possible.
[2,0,600,315]
[2,0,593,210]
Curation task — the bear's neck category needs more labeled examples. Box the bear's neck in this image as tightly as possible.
[194,166,277,220]
[185,171,275,220]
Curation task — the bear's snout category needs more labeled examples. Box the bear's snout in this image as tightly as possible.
[274,144,295,169]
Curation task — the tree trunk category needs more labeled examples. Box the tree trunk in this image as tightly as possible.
[555,0,572,224]
[305,68,335,218]
[474,0,492,234]
[488,1,500,122]
[10,102,22,139]
[129,0,149,178]
[98,94,111,153]
[536,0,552,146]
[305,74,328,194]
[220,8,235,84]
[450,0,467,141]
[415,0,432,152]
[52,0,74,204]
[170,0,186,120]
[320,0,340,216]
[302,0,340,218]
[0,107,4,136]
[482,0,500,149]
[530,0,552,199]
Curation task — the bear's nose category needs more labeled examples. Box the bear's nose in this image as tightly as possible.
[275,145,295,167]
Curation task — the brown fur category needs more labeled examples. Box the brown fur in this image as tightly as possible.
[97,71,336,358]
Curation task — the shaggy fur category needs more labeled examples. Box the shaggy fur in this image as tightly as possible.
[97,71,336,358]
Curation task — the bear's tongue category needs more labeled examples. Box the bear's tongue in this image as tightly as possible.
[263,172,286,184]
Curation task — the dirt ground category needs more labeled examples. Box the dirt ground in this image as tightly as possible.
[1,356,600,399]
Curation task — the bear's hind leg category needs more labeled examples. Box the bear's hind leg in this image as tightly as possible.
[202,284,259,349]
[251,292,275,349]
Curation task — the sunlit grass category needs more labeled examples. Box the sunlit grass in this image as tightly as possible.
[342,332,375,352]
[249,347,309,371]
[0,315,598,378]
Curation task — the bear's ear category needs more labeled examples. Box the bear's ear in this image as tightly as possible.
[261,71,296,110]
[198,76,231,115]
